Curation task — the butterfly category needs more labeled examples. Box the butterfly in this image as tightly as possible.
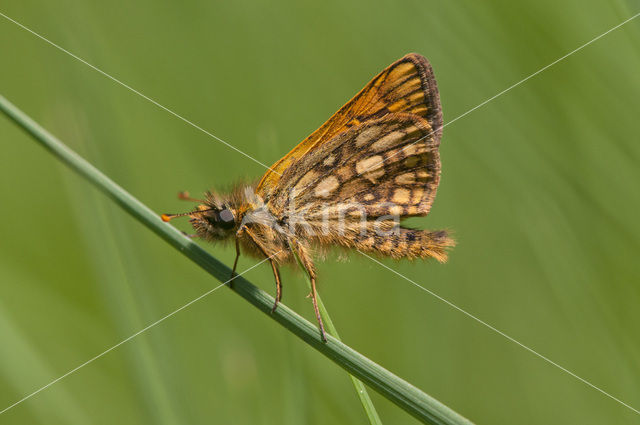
[162,53,454,341]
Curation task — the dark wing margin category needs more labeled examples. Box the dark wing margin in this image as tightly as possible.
[256,53,443,200]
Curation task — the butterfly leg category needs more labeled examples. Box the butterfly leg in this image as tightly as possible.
[270,260,282,313]
[242,226,284,314]
[229,236,241,288]
[309,272,326,342]
[292,241,326,342]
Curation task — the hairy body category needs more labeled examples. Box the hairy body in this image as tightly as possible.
[163,53,454,341]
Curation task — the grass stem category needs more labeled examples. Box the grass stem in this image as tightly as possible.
[0,94,473,425]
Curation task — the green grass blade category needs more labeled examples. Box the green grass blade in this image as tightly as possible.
[291,248,383,425]
[316,295,383,425]
[0,94,473,425]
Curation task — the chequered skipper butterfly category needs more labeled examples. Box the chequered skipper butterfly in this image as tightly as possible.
[163,53,454,341]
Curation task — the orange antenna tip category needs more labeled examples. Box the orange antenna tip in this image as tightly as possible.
[160,208,213,222]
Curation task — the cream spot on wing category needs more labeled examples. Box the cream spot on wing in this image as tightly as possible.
[406,206,419,215]
[411,188,424,204]
[334,165,353,181]
[401,127,422,142]
[416,170,429,180]
[389,205,403,216]
[356,155,383,172]
[417,145,430,156]
[402,144,418,156]
[314,176,339,198]
[392,188,411,204]
[364,170,385,183]
[371,131,403,151]
[363,193,375,201]
[296,170,319,190]
[356,156,385,183]
[395,173,415,185]
[355,126,382,147]
[323,155,336,166]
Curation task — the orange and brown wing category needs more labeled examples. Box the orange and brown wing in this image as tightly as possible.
[256,53,443,200]
[268,114,441,219]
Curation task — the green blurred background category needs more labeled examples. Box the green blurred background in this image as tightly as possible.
[1,1,639,424]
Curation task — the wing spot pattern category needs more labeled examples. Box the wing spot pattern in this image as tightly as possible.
[355,126,382,147]
[411,188,424,205]
[395,172,416,185]
[314,176,340,198]
[392,188,411,204]
[371,130,404,152]
[355,155,385,183]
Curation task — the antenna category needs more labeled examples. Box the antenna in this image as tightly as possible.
[161,208,214,222]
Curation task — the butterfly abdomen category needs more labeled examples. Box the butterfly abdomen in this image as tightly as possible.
[355,227,454,262]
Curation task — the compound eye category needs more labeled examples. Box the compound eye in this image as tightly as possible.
[218,209,235,228]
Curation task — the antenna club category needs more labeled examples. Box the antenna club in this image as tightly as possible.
[160,208,214,222]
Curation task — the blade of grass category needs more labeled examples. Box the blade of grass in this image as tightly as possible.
[291,250,383,425]
[0,94,473,425]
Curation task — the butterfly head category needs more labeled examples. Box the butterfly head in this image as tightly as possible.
[162,193,238,241]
